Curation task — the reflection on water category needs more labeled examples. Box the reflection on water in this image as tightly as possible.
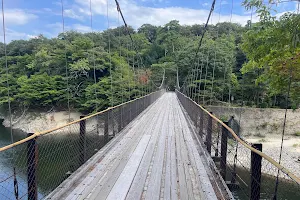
[0,124,106,199]
[0,125,29,199]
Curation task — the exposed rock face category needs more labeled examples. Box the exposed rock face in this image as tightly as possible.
[1,111,83,133]
[207,106,300,137]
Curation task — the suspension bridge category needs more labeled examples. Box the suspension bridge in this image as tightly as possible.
[1,0,300,199]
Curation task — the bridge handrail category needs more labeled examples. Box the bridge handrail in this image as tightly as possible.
[175,89,300,185]
[0,90,163,153]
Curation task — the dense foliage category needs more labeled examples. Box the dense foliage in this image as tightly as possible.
[241,0,300,108]
[0,7,299,114]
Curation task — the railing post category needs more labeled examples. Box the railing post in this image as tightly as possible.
[79,116,86,165]
[199,110,203,138]
[251,143,262,200]
[104,111,109,142]
[206,112,212,154]
[27,133,38,200]
[135,99,138,117]
[220,122,228,180]
[112,109,116,137]
[195,104,199,127]
[118,107,122,132]
[129,103,132,122]
[215,124,221,157]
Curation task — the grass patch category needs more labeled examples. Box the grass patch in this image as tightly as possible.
[254,132,265,138]
[228,139,236,147]
[256,122,268,130]
[292,143,300,148]
[294,132,300,137]
[270,123,279,131]
[258,138,268,143]
[220,115,230,122]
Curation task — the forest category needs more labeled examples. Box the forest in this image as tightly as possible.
[0,1,299,114]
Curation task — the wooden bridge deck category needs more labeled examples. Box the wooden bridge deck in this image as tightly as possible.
[48,93,222,200]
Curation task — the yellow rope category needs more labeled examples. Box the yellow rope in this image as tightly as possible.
[176,90,300,185]
[1,89,299,185]
[0,90,160,152]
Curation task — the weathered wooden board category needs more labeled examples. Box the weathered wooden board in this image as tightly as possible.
[106,135,151,200]
[56,93,221,200]
[126,104,168,200]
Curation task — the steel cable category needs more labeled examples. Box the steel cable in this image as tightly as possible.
[210,0,223,105]
[181,0,216,98]
[1,0,18,198]
[60,0,71,123]
[89,0,99,111]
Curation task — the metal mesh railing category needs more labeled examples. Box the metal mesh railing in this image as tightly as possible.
[0,89,165,200]
[176,90,300,200]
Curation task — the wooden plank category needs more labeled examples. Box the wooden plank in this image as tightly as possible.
[47,101,150,199]
[176,100,202,200]
[163,97,178,200]
[106,135,151,200]
[65,95,165,200]
[58,93,221,200]
[86,98,163,200]
[174,102,195,200]
[169,109,178,200]
[65,176,94,200]
[125,100,168,200]
[176,95,218,200]
[174,105,189,200]
[144,96,169,200]
[163,113,172,200]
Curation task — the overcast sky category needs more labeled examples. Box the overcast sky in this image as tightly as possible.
[1,0,299,42]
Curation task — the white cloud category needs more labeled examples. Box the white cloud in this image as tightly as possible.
[221,1,228,5]
[43,8,53,12]
[202,3,209,7]
[27,34,39,39]
[0,28,35,42]
[45,22,92,36]
[73,0,259,29]
[5,9,38,26]
[72,24,92,32]
[64,9,85,21]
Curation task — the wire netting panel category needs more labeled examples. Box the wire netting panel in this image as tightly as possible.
[176,90,300,199]
[0,143,29,200]
[0,89,165,199]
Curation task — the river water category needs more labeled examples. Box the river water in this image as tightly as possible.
[1,123,300,199]
[0,123,106,199]
[0,124,30,199]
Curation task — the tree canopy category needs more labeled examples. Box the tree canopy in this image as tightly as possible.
[1,8,299,114]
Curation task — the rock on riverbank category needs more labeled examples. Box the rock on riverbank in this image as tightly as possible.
[207,106,300,137]
[1,111,83,133]
[225,135,300,179]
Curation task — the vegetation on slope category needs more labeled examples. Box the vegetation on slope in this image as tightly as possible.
[0,1,299,114]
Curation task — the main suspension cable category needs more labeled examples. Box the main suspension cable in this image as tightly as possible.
[114,0,145,69]
[114,0,161,93]
[182,0,216,97]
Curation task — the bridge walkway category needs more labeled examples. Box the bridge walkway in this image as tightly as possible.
[50,92,220,200]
